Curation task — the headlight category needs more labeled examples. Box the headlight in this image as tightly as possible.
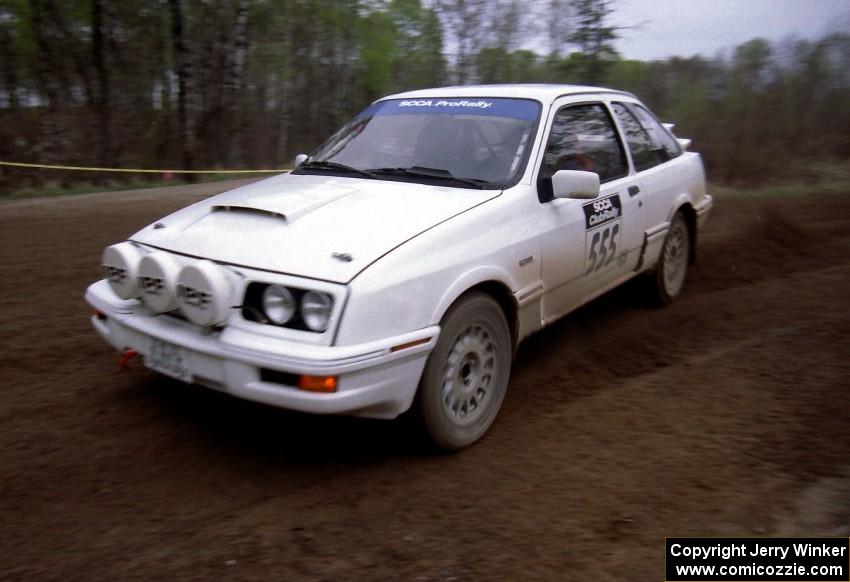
[301,291,333,332]
[262,285,296,325]
[243,283,336,333]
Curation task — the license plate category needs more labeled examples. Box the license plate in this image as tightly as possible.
[145,339,192,383]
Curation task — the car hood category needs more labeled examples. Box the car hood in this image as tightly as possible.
[131,173,500,284]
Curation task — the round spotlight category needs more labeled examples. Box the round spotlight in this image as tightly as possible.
[177,260,233,326]
[102,242,144,300]
[137,251,181,313]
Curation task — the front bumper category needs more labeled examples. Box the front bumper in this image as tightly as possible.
[85,280,438,419]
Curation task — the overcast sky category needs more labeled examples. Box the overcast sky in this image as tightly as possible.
[607,0,850,60]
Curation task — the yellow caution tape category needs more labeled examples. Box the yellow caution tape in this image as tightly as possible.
[0,161,289,174]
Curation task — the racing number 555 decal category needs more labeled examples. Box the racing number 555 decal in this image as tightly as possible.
[586,223,620,273]
[582,194,622,275]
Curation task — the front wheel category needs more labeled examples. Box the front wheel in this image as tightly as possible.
[414,293,512,451]
[652,211,691,305]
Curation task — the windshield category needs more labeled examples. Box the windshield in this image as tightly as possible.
[296,98,541,188]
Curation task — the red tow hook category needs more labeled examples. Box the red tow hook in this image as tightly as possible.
[119,349,139,371]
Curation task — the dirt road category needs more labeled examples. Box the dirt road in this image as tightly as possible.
[1,181,849,580]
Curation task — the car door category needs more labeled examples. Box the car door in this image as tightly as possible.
[535,100,643,323]
[610,101,687,260]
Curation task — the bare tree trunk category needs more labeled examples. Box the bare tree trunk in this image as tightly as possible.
[0,21,18,189]
[91,0,112,170]
[275,3,295,165]
[438,0,487,84]
[225,0,250,95]
[169,0,196,180]
[42,0,95,105]
[275,76,290,165]
[546,0,570,77]
[0,24,19,111]
[29,0,67,107]
[28,0,72,173]
[223,0,250,166]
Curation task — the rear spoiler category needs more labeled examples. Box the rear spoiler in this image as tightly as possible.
[663,122,691,150]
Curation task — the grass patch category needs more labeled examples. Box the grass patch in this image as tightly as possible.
[712,181,848,199]
[712,160,850,199]
[1,172,285,201]
[4,160,848,201]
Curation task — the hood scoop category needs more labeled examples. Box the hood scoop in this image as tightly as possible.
[212,205,288,222]
[207,180,359,224]
[132,172,500,284]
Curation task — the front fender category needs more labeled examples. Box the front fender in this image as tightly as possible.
[429,265,519,326]
[335,189,540,347]
[337,254,523,347]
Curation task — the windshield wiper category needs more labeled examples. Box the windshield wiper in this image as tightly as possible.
[366,166,493,189]
[297,160,376,179]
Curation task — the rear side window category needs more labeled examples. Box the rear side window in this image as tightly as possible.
[611,102,680,171]
[541,103,628,184]
[630,103,682,160]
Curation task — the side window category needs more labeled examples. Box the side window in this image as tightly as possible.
[541,103,628,186]
[630,103,682,160]
[611,102,661,171]
[611,102,680,171]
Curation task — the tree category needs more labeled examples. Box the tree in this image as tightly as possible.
[567,0,618,84]
[169,0,195,178]
[388,0,445,91]
[1,1,848,196]
[436,0,487,83]
[357,8,398,99]
[91,0,112,168]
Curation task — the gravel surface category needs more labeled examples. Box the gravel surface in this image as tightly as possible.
[1,180,848,580]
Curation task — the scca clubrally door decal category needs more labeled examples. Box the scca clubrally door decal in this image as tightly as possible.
[582,194,622,275]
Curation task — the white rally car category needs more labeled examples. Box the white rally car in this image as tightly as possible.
[87,84,712,449]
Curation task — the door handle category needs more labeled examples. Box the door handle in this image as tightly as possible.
[628,185,640,197]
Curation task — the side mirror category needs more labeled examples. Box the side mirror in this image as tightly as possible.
[294,153,309,168]
[551,169,600,200]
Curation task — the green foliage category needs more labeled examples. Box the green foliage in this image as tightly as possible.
[388,0,446,90]
[567,0,619,84]
[0,1,848,195]
[604,59,647,94]
[357,10,398,99]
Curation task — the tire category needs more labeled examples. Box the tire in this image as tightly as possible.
[652,211,691,305]
[414,292,512,451]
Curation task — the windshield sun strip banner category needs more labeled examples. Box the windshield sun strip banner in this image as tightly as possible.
[359,98,541,121]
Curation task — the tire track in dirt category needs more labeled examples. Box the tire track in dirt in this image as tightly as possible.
[1,184,848,580]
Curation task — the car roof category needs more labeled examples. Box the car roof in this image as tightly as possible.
[381,84,637,106]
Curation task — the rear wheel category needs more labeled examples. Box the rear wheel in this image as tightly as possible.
[414,293,511,451]
[652,211,690,305]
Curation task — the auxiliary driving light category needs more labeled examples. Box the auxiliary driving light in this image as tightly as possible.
[102,242,144,300]
[176,260,233,326]
[137,251,181,313]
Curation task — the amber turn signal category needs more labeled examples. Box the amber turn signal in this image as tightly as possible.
[298,375,338,393]
[390,337,430,352]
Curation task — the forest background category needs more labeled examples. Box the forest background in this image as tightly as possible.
[0,0,848,195]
